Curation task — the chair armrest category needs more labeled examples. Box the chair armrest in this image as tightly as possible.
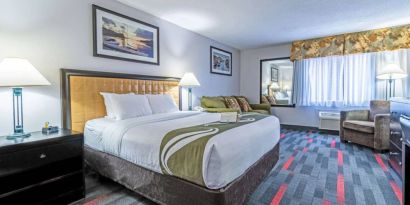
[250,104,271,114]
[204,108,240,113]
[374,113,390,150]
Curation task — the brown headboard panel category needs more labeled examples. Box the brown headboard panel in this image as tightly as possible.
[61,69,181,132]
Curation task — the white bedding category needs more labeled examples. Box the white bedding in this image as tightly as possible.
[84,111,280,189]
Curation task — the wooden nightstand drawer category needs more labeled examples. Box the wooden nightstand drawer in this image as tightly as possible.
[0,139,82,177]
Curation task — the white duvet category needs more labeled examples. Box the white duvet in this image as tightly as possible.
[84,111,280,189]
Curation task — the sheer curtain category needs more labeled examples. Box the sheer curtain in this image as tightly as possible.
[292,49,410,107]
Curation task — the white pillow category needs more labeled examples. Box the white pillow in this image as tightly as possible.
[100,92,116,119]
[100,93,153,120]
[147,94,179,114]
[110,94,153,120]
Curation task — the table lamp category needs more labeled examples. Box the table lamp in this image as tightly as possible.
[0,58,50,139]
[376,63,408,99]
[179,73,200,111]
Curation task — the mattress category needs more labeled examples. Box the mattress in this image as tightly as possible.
[84,111,280,189]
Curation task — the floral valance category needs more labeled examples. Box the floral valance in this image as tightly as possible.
[290,24,410,61]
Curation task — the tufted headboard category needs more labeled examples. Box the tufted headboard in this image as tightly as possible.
[61,69,181,132]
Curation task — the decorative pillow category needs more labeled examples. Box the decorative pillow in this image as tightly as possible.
[261,95,270,104]
[147,94,179,114]
[266,95,276,105]
[234,96,253,112]
[224,96,241,111]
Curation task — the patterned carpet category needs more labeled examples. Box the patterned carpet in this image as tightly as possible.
[73,128,403,205]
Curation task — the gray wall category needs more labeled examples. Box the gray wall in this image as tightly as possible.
[0,0,240,135]
[240,44,319,127]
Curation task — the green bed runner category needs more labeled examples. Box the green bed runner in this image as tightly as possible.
[159,113,269,186]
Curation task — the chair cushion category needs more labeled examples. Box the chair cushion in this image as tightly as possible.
[201,97,227,108]
[250,110,270,115]
[234,96,253,112]
[343,120,375,134]
[224,96,242,111]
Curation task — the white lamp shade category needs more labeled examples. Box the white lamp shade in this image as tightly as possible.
[179,72,200,87]
[0,58,50,87]
[270,82,280,89]
[377,63,408,80]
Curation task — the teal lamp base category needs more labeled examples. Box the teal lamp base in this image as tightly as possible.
[188,87,193,111]
[7,88,31,140]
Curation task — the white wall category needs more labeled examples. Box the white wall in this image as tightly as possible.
[0,0,240,135]
[240,44,319,127]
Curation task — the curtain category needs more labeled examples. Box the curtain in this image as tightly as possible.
[292,49,410,107]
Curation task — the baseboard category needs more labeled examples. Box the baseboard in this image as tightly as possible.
[281,124,339,135]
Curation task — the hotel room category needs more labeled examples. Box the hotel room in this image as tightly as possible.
[0,0,409,205]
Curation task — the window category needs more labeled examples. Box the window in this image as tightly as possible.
[292,49,410,107]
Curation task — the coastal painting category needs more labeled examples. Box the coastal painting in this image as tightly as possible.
[93,5,159,65]
[210,46,232,76]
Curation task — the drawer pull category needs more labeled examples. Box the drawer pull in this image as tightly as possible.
[40,154,47,159]
[390,152,400,156]
[399,162,402,166]
[400,138,403,142]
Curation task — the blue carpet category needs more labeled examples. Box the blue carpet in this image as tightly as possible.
[74,128,402,205]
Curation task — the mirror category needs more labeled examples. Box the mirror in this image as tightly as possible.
[260,57,295,107]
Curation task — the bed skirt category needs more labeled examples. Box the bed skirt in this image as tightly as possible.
[84,143,279,205]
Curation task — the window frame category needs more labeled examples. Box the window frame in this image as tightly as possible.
[259,57,296,108]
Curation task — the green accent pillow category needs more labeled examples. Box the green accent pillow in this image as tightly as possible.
[201,97,227,108]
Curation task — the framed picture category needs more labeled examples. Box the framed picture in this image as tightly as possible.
[271,67,279,82]
[210,46,232,76]
[93,5,159,65]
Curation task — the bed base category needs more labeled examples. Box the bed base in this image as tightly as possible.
[84,143,279,205]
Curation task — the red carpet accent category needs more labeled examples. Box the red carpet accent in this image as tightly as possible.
[337,174,345,205]
[84,195,108,205]
[374,153,388,172]
[390,181,403,205]
[282,156,294,170]
[303,147,308,153]
[322,199,331,205]
[337,150,343,166]
[307,138,313,143]
[270,184,288,205]
[330,139,336,148]
[280,133,285,139]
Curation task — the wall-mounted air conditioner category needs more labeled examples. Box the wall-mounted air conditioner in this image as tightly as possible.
[318,111,340,131]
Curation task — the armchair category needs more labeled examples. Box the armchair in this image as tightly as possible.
[340,100,390,151]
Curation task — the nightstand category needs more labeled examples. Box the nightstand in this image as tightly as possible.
[0,129,85,204]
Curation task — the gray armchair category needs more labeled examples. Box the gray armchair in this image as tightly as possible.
[340,100,390,151]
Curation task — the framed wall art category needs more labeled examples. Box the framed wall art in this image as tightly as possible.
[210,46,232,76]
[93,5,159,65]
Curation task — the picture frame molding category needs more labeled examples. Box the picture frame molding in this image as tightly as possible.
[210,46,233,76]
[92,4,160,65]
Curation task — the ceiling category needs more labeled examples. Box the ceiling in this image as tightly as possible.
[118,0,410,50]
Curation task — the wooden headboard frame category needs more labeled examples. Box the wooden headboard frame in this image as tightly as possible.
[61,69,181,131]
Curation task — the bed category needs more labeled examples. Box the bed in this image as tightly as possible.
[61,69,280,205]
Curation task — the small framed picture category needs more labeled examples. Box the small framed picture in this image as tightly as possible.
[271,67,279,82]
[93,5,159,65]
[210,46,232,76]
